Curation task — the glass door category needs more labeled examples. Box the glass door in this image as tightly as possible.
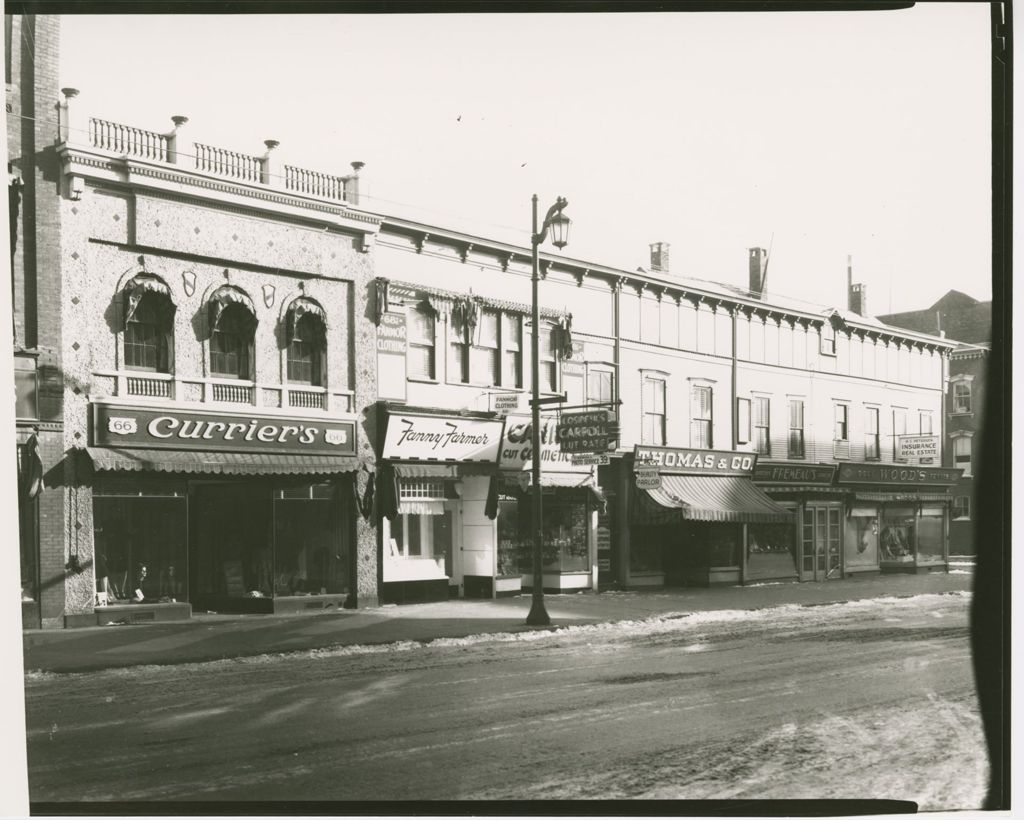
[800,504,843,581]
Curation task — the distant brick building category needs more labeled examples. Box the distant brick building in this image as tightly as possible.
[879,290,991,555]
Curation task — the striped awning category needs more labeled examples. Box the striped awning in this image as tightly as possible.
[642,475,793,524]
[393,463,460,479]
[84,447,359,476]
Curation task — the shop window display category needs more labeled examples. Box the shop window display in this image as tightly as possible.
[844,507,879,569]
[274,485,350,596]
[628,525,664,573]
[880,507,915,564]
[915,506,945,564]
[747,520,798,578]
[93,496,188,604]
[504,492,589,573]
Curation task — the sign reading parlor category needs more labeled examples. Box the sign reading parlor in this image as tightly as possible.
[92,404,357,456]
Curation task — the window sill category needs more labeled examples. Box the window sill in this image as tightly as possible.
[407,376,440,385]
[948,412,974,418]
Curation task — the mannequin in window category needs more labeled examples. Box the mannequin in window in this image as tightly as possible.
[132,563,149,603]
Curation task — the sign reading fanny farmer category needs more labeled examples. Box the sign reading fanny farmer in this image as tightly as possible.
[92,404,357,456]
[382,413,503,462]
[499,414,591,473]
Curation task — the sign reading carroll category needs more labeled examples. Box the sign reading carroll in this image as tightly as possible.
[634,445,757,476]
[753,463,837,484]
[498,414,591,473]
[92,404,357,456]
[557,410,612,454]
[837,463,962,486]
[383,413,503,463]
[897,434,939,464]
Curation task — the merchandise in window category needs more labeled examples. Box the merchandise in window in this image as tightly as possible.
[506,494,589,573]
[274,485,349,595]
[844,507,879,569]
[746,520,798,579]
[880,507,915,564]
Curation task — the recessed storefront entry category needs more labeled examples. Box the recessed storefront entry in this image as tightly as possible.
[800,503,843,581]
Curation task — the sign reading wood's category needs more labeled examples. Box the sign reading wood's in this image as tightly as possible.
[897,435,940,464]
[383,413,503,463]
[557,410,612,454]
[498,414,591,474]
[753,463,837,484]
[634,445,757,476]
[92,404,357,456]
[837,463,962,486]
[376,312,407,354]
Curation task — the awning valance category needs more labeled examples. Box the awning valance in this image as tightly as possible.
[123,274,176,327]
[84,447,358,476]
[208,286,257,332]
[639,475,793,524]
[285,297,328,346]
[496,471,605,512]
[855,491,951,503]
[393,463,460,479]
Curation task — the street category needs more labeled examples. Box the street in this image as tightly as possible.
[25,591,986,809]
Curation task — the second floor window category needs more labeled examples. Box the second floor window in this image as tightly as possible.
[788,399,805,458]
[753,397,770,455]
[892,408,907,459]
[124,295,173,372]
[642,376,666,446]
[539,324,558,393]
[691,384,712,448]
[834,404,849,442]
[953,381,972,413]
[408,304,436,380]
[953,435,973,477]
[211,303,255,379]
[919,411,933,435]
[821,323,836,356]
[287,313,326,386]
[449,309,524,388]
[587,368,614,407]
[865,407,880,459]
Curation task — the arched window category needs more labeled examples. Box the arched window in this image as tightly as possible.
[208,288,257,379]
[285,298,327,386]
[123,275,175,373]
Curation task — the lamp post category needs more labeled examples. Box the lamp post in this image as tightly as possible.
[526,195,571,627]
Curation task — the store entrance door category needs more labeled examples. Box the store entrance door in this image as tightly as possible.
[799,503,843,581]
[440,499,461,597]
[189,481,273,610]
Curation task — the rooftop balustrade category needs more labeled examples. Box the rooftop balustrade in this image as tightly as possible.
[63,89,363,206]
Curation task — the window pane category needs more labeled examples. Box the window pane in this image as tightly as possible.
[503,314,522,350]
[408,345,435,380]
[478,310,499,346]
[449,342,468,383]
[408,307,435,344]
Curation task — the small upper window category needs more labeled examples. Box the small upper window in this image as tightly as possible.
[820,323,837,356]
[209,288,257,380]
[285,299,327,386]
[952,381,972,414]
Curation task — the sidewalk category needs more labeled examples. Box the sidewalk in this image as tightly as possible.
[22,571,973,674]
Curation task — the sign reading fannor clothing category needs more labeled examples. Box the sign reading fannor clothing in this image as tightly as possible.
[634,445,757,476]
[92,403,357,456]
[837,463,962,486]
[382,413,503,463]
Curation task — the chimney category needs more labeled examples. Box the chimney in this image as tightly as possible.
[650,242,670,273]
[748,247,768,297]
[847,255,868,316]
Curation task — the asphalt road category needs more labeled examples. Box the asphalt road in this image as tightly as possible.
[24,592,986,809]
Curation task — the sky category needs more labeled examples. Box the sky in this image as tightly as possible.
[58,6,992,315]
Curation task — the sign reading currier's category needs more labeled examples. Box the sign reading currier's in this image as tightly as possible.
[634,445,757,476]
[383,412,503,463]
[92,403,357,456]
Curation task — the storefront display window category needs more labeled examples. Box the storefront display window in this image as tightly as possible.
[629,525,664,573]
[505,492,589,573]
[916,506,945,564]
[274,484,349,596]
[747,519,798,578]
[844,507,879,569]
[93,492,188,603]
[880,506,915,564]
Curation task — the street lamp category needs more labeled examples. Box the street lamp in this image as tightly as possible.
[526,195,570,627]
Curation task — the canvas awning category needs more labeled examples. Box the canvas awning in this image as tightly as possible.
[638,475,793,524]
[123,274,176,326]
[285,297,328,345]
[84,447,359,476]
[393,463,460,479]
[208,286,258,331]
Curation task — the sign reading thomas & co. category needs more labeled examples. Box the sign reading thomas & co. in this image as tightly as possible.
[92,403,357,456]
[753,462,837,484]
[383,412,503,463]
[837,463,962,486]
[634,445,757,476]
